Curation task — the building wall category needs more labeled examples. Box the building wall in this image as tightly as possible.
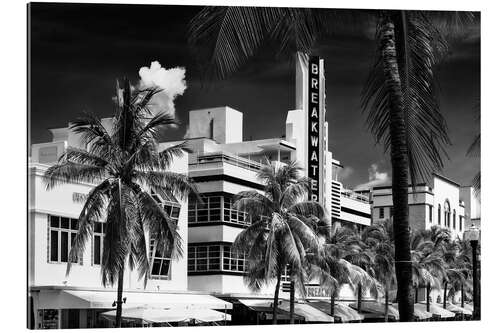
[28,150,190,292]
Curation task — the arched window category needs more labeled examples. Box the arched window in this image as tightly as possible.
[438,204,441,225]
[444,201,451,228]
[453,209,456,229]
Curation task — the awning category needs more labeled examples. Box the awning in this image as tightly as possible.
[238,299,304,321]
[349,302,399,320]
[415,303,455,319]
[393,303,432,320]
[438,303,472,316]
[101,307,230,323]
[37,289,232,310]
[278,300,335,323]
[307,301,364,322]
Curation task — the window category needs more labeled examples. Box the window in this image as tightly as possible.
[92,222,105,265]
[188,195,249,226]
[148,201,180,280]
[459,216,463,231]
[438,204,441,225]
[149,238,172,280]
[188,244,247,273]
[48,215,79,264]
[379,207,385,219]
[444,201,451,228]
[429,206,433,223]
[453,210,456,229]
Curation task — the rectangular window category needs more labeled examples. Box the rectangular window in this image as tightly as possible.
[188,195,248,225]
[48,215,79,264]
[459,216,463,231]
[429,206,433,222]
[92,222,105,265]
[188,244,247,273]
[379,207,385,219]
[149,238,172,280]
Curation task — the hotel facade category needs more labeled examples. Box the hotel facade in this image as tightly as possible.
[371,174,480,240]
[28,54,373,328]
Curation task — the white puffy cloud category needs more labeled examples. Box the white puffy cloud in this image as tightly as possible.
[354,163,390,190]
[138,61,187,116]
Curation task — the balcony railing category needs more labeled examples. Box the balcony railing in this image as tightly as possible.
[189,152,265,172]
[341,189,370,203]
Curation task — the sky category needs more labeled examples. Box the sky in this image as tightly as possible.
[29,3,480,189]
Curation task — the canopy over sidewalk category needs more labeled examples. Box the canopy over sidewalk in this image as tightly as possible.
[307,301,364,322]
[437,303,472,316]
[101,307,230,324]
[36,288,232,310]
[279,300,335,323]
[349,302,400,320]
[238,298,304,321]
[393,303,432,320]
[415,303,455,319]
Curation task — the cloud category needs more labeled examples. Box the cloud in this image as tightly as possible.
[138,61,187,116]
[354,163,390,191]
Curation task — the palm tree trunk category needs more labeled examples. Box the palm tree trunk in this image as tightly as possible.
[272,270,282,325]
[115,268,124,328]
[443,281,448,309]
[461,284,464,308]
[115,178,124,328]
[384,284,389,322]
[380,12,414,322]
[330,289,335,319]
[289,280,295,324]
[426,282,431,312]
[415,286,418,303]
[357,283,362,312]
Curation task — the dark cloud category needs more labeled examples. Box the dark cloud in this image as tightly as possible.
[29,3,480,187]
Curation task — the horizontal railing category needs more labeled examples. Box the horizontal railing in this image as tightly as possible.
[341,189,370,203]
[189,152,264,172]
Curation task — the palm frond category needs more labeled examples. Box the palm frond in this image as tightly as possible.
[361,11,451,185]
[44,161,106,190]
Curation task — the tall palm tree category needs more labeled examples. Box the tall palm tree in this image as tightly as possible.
[362,220,395,322]
[466,102,480,196]
[232,159,324,324]
[188,7,474,321]
[43,79,198,327]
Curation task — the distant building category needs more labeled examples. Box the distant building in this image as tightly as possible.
[371,174,473,239]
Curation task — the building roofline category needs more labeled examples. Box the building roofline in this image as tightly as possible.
[433,173,461,187]
[372,183,427,190]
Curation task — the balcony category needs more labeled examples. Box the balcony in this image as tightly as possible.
[189,152,264,172]
[341,189,370,203]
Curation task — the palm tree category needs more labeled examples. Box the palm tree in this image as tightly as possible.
[410,227,448,313]
[310,223,378,321]
[362,220,395,322]
[466,102,480,196]
[43,79,198,327]
[231,159,324,324]
[188,7,475,321]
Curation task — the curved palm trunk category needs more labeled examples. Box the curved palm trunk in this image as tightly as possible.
[380,13,414,322]
[289,280,295,324]
[272,270,282,325]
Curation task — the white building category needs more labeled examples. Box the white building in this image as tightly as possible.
[371,174,471,239]
[28,123,232,329]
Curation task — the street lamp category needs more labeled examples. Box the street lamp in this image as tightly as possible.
[464,224,480,320]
